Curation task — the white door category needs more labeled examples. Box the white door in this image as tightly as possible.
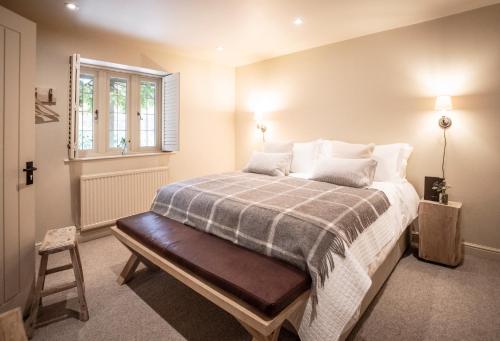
[0,6,36,313]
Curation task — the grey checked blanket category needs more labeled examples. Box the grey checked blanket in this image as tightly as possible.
[151,172,390,318]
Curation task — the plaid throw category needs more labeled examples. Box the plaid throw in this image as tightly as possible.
[151,172,390,318]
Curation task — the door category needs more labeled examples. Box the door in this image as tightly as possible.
[0,6,36,313]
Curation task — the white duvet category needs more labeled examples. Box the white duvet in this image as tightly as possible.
[289,174,419,340]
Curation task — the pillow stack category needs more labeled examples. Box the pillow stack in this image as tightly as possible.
[243,141,293,177]
[243,139,413,188]
[311,140,376,188]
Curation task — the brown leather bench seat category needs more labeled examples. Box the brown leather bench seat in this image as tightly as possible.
[116,211,311,317]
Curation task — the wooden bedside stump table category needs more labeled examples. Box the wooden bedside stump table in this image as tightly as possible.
[418,199,463,266]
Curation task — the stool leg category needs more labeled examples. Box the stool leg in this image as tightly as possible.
[69,248,89,321]
[74,243,85,292]
[28,254,48,337]
[38,267,46,308]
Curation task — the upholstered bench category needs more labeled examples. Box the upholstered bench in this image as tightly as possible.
[112,211,311,341]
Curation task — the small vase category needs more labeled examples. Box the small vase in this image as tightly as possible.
[439,193,449,205]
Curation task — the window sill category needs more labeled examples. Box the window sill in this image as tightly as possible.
[64,151,174,163]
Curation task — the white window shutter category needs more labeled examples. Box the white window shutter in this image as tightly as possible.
[161,72,180,151]
[68,53,80,159]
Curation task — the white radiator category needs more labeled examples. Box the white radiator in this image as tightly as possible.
[80,167,169,231]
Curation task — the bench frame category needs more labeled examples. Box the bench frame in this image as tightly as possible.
[112,223,411,341]
[111,226,309,341]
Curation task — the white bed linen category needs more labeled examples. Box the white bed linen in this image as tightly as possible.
[288,171,313,180]
[298,180,419,341]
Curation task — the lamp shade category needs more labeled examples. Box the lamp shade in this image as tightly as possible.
[435,95,452,111]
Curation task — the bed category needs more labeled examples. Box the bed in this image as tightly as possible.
[112,171,419,341]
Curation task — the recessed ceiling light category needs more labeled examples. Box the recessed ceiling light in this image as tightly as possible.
[65,2,79,11]
[293,17,303,26]
[216,46,224,52]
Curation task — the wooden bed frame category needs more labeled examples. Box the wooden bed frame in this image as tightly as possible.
[111,225,410,341]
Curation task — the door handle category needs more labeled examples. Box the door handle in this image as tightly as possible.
[22,161,37,185]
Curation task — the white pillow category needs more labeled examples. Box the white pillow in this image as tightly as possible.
[310,157,377,188]
[290,140,320,173]
[399,144,413,178]
[319,140,375,159]
[372,143,413,181]
[263,141,293,154]
[243,152,292,176]
[264,141,293,175]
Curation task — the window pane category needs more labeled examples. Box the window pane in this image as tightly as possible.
[147,114,155,128]
[109,77,128,148]
[147,131,155,147]
[139,80,156,147]
[78,74,95,150]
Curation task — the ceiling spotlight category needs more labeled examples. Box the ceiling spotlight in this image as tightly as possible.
[293,17,303,26]
[65,2,79,11]
[216,46,224,51]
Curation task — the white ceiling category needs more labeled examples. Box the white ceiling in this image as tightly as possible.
[2,0,499,66]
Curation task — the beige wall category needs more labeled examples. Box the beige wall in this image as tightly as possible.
[236,5,500,249]
[35,26,235,241]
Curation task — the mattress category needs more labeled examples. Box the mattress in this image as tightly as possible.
[366,180,419,275]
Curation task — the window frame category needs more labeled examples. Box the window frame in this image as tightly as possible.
[134,76,162,153]
[74,67,162,158]
[105,71,131,154]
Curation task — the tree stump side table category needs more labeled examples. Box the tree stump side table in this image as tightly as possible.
[418,200,463,266]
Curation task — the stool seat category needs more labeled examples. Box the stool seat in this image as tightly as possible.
[39,226,76,254]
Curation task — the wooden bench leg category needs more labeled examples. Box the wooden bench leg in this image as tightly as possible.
[27,254,48,337]
[117,254,140,285]
[238,319,281,341]
[285,297,307,334]
[70,248,89,321]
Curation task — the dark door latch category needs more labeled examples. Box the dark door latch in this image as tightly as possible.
[22,161,37,185]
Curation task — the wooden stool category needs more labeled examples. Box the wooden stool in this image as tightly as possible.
[28,226,88,336]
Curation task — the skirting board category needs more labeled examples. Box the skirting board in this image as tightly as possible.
[464,242,500,260]
[411,231,500,261]
[78,225,112,243]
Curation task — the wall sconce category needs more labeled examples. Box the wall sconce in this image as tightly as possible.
[435,95,452,129]
[254,111,267,142]
[434,95,453,204]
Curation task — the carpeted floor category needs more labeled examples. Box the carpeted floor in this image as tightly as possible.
[32,235,500,341]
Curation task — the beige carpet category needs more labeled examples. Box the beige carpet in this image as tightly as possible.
[32,235,500,341]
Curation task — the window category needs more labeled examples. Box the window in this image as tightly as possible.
[68,55,179,160]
